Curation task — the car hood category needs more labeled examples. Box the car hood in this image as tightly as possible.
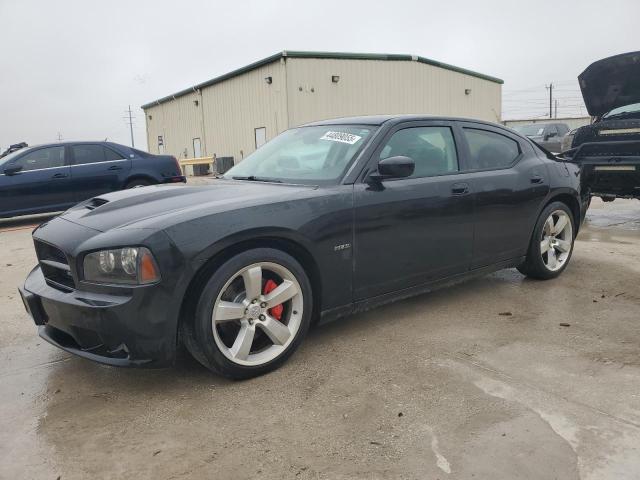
[579,51,640,117]
[60,181,315,232]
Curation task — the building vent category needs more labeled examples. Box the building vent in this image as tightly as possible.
[216,157,235,174]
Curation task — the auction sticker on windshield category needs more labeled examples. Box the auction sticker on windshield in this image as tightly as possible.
[320,131,362,145]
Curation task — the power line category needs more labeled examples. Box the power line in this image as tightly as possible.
[124,106,135,148]
[502,84,547,95]
[545,83,553,118]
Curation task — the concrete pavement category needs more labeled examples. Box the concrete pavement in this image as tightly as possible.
[1,196,639,479]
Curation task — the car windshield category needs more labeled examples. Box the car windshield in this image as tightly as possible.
[602,102,640,118]
[0,147,31,166]
[224,125,373,185]
[513,125,546,136]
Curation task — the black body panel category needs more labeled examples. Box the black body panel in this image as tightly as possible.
[578,51,640,118]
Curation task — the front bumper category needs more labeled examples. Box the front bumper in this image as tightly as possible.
[20,265,178,367]
[562,140,640,199]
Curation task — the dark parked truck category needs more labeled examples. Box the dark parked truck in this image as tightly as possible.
[19,115,588,379]
[560,51,640,200]
[513,123,570,153]
[0,141,185,218]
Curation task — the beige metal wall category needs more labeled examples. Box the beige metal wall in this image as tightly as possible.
[143,57,502,163]
[285,58,502,127]
[144,91,205,159]
[199,60,288,162]
[144,60,288,161]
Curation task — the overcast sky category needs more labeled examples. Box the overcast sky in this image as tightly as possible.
[1,0,638,151]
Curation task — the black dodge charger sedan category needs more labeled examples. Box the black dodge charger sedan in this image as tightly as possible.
[19,115,588,379]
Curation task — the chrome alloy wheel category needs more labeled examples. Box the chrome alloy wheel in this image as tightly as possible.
[211,262,303,366]
[540,210,573,272]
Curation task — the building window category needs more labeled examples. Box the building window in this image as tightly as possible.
[255,127,267,149]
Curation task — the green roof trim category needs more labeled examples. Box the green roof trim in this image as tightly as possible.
[141,50,503,109]
[284,50,504,84]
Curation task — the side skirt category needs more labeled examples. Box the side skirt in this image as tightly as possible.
[317,257,526,326]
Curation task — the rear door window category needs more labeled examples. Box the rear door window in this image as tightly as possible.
[104,147,125,161]
[72,145,106,165]
[462,128,521,170]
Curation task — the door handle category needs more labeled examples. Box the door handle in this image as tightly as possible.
[51,173,68,179]
[451,182,470,196]
[108,165,123,171]
[530,175,544,184]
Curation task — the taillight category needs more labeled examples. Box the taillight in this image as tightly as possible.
[172,156,181,175]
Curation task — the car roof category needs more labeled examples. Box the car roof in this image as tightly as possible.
[302,115,400,126]
[16,141,128,150]
[301,114,513,131]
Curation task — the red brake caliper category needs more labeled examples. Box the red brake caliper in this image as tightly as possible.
[263,279,283,320]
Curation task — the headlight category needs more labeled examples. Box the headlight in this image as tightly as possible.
[83,247,161,285]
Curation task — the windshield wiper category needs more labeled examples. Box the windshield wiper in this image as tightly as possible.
[231,175,282,183]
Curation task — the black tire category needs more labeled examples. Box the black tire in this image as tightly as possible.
[125,178,152,189]
[185,248,313,379]
[517,201,575,280]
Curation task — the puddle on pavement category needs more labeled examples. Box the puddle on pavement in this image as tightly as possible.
[585,201,640,232]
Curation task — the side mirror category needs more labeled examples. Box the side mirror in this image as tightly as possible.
[369,156,415,182]
[3,164,22,176]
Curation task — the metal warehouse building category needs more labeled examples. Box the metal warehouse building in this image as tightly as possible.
[142,51,503,164]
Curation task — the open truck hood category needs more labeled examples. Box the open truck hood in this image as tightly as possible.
[579,51,640,118]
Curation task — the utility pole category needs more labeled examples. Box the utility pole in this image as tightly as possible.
[57,132,63,142]
[125,105,135,148]
[546,83,553,118]
[554,99,558,119]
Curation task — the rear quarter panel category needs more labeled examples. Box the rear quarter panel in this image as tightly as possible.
[129,155,166,183]
[128,153,181,185]
[543,158,587,227]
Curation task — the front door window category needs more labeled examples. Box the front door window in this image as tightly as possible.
[379,127,459,178]
[13,146,65,171]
